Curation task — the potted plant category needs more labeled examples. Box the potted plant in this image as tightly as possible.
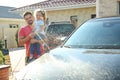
[0,39,9,64]
[0,39,10,80]
[0,39,5,64]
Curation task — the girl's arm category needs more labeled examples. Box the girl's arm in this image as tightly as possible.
[36,25,44,34]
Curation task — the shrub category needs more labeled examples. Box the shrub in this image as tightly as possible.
[0,39,4,49]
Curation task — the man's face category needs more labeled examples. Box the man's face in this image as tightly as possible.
[24,14,34,25]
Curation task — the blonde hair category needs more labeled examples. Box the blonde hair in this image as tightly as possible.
[34,9,47,28]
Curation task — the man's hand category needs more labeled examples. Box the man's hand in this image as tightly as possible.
[28,32,35,38]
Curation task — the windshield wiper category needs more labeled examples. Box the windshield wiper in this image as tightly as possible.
[64,45,71,48]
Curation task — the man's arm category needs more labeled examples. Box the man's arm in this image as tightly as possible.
[18,33,42,46]
[18,28,33,46]
[18,35,32,46]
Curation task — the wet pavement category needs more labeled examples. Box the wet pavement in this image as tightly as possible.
[9,47,26,80]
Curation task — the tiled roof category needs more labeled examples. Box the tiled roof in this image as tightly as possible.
[0,6,22,19]
[11,0,96,12]
[31,0,96,8]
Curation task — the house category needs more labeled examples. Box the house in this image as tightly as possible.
[0,6,25,48]
[11,0,96,27]
[11,0,120,27]
[96,0,120,17]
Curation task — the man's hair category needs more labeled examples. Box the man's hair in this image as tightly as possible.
[23,11,33,18]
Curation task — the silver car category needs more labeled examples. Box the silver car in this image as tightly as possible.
[15,17,120,80]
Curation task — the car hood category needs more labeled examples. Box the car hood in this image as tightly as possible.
[15,48,120,80]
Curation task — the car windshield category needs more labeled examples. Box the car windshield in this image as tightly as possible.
[64,19,120,49]
[47,24,75,36]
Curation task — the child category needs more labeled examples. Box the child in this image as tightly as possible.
[28,10,47,63]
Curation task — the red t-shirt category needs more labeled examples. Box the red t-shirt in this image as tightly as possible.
[18,25,44,58]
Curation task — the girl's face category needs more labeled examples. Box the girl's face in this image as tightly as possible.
[36,12,43,20]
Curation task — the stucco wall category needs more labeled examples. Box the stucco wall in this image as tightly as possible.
[47,7,96,27]
[17,7,96,27]
[0,18,25,48]
[96,0,119,17]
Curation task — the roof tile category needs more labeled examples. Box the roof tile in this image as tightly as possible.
[11,0,96,11]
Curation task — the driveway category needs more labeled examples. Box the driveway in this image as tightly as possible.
[9,47,26,80]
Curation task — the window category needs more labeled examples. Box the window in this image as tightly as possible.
[91,14,96,18]
[70,16,78,22]
[70,15,78,27]
[9,24,19,28]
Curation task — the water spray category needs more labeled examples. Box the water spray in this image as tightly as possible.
[35,32,50,52]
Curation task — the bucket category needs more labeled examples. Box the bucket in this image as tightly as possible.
[0,65,10,80]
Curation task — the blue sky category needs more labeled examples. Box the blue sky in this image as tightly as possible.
[0,0,46,8]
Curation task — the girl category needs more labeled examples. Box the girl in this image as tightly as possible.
[28,10,47,63]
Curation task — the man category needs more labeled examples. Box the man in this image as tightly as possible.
[18,11,44,64]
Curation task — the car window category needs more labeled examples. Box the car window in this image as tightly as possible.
[47,24,75,36]
[64,20,120,49]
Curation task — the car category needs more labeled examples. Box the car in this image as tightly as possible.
[15,16,120,80]
[45,22,75,52]
[46,22,75,38]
